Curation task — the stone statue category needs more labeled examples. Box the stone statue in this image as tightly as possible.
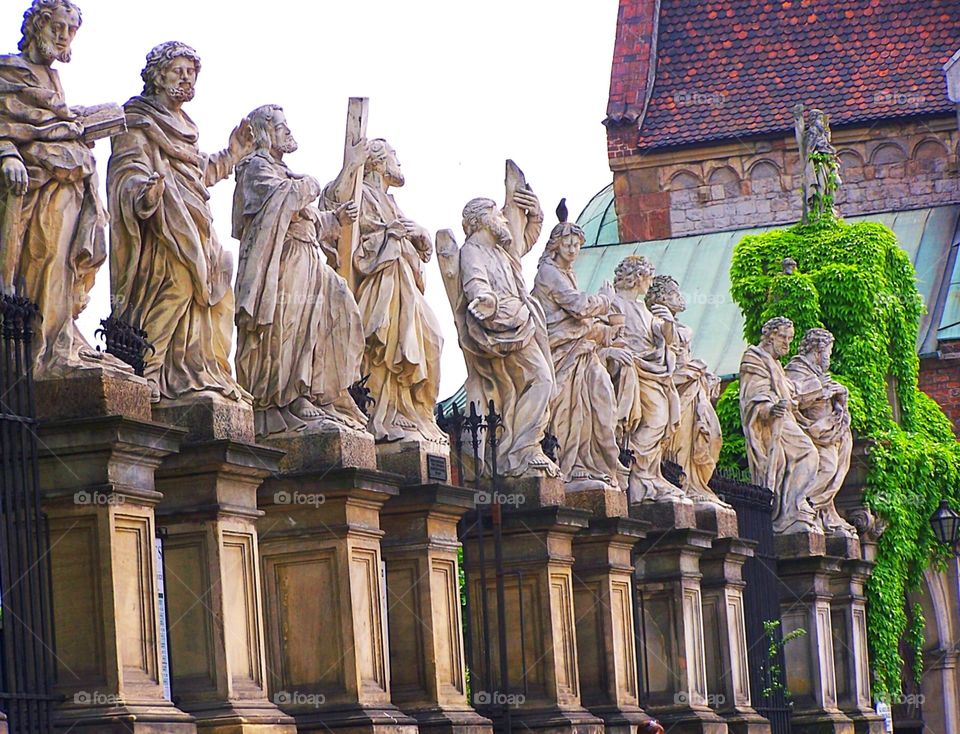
[531,218,624,492]
[793,103,841,224]
[435,171,560,479]
[739,316,820,534]
[108,41,255,403]
[604,256,683,503]
[785,328,857,537]
[645,275,727,505]
[0,0,126,378]
[321,139,446,444]
[232,105,367,437]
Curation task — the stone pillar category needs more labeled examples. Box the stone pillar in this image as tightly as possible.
[35,369,196,734]
[256,430,417,734]
[380,483,492,734]
[775,532,853,734]
[699,537,770,734]
[152,397,296,734]
[631,499,727,734]
[569,496,653,734]
[462,477,603,734]
[826,537,884,734]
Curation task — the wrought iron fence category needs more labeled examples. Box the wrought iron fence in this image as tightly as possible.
[711,470,792,734]
[0,295,56,734]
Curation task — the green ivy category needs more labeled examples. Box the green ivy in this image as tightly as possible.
[718,216,960,699]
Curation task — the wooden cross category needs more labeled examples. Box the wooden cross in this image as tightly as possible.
[338,97,369,291]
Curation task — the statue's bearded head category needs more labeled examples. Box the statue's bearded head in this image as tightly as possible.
[249,105,298,155]
[462,198,512,248]
[613,255,655,296]
[141,41,202,103]
[645,274,686,315]
[365,139,405,188]
[19,0,82,65]
[798,327,834,371]
[761,316,795,359]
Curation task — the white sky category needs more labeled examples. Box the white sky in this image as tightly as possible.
[2,0,619,398]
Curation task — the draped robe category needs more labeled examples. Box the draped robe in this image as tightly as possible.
[739,345,819,533]
[232,151,365,437]
[108,95,245,402]
[0,54,113,377]
[322,179,444,443]
[532,259,620,490]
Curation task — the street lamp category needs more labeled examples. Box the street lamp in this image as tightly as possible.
[930,499,960,556]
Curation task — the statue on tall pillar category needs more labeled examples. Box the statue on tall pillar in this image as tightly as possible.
[232,105,367,437]
[739,316,820,534]
[785,328,857,537]
[108,41,256,403]
[645,275,727,505]
[435,184,560,479]
[531,218,625,492]
[0,0,126,378]
[605,256,683,502]
[321,139,446,444]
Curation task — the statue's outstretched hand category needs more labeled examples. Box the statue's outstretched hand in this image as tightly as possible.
[228,117,255,160]
[513,188,542,221]
[1,157,28,196]
[345,137,368,172]
[336,200,359,226]
[468,293,497,321]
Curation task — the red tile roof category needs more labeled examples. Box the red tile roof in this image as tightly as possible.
[607,0,960,152]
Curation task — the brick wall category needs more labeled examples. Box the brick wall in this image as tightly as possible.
[610,117,960,242]
[920,341,960,438]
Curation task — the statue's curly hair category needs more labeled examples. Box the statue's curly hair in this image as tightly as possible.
[644,274,680,307]
[761,316,794,339]
[19,0,82,52]
[613,255,655,289]
[141,41,201,97]
[461,197,498,238]
[798,327,834,355]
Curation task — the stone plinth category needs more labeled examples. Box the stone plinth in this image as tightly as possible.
[828,549,885,734]
[565,487,629,518]
[694,503,739,540]
[631,505,726,734]
[499,474,566,508]
[700,538,769,734]
[35,366,152,421]
[775,532,854,734]
[461,505,603,734]
[153,392,255,444]
[377,438,451,485]
[154,435,295,734]
[381,484,492,734]
[257,461,416,734]
[572,516,656,734]
[268,425,376,474]
[37,412,196,734]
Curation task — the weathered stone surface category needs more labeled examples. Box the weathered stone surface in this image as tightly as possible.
[500,474,566,508]
[694,502,739,539]
[630,497,697,530]
[35,366,151,421]
[775,528,827,559]
[564,487,628,517]
[265,424,376,474]
[152,392,255,443]
[377,438,450,485]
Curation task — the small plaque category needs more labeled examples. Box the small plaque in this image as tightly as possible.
[427,455,448,483]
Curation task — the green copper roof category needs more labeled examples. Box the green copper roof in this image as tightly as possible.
[571,197,960,378]
[577,183,620,247]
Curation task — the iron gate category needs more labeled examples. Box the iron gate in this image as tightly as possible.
[0,295,57,734]
[711,470,792,734]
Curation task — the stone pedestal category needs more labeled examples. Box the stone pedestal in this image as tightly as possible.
[154,429,295,734]
[826,538,884,734]
[257,429,416,734]
[380,484,492,734]
[699,538,769,734]
[462,499,603,734]
[775,532,854,734]
[630,500,727,734]
[36,370,196,733]
[572,516,655,734]
[377,438,451,485]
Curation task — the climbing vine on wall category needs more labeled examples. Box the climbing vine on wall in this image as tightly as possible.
[716,216,960,699]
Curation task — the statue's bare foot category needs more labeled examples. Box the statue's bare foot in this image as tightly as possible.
[690,489,732,508]
[290,397,324,420]
[527,451,562,478]
[147,379,161,404]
